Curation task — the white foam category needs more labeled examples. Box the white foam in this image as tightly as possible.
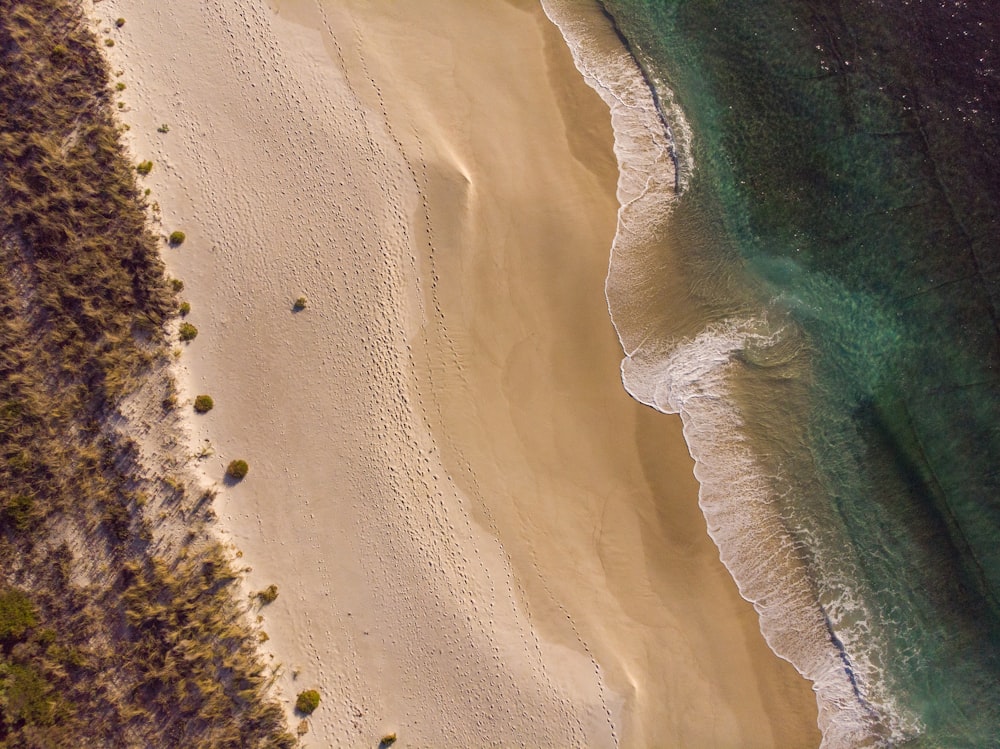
[541,1,921,745]
[624,320,922,746]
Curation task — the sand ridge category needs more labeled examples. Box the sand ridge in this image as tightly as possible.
[94,0,820,745]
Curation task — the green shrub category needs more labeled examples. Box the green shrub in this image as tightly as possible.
[193,395,214,413]
[168,230,186,246]
[136,160,152,175]
[115,81,126,91]
[3,663,56,727]
[0,589,37,640]
[292,296,307,311]
[226,460,249,481]
[157,123,170,133]
[115,17,125,27]
[295,690,320,715]
[257,584,278,604]
[104,38,114,47]
[170,278,184,292]
[178,322,198,342]
[178,301,191,316]
[380,734,397,747]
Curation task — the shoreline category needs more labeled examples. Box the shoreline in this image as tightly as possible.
[357,0,821,744]
[99,0,820,745]
[590,0,684,192]
[547,1,894,744]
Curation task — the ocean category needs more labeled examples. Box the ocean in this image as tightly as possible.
[546,0,1000,746]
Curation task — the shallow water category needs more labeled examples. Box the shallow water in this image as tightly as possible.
[591,0,1000,745]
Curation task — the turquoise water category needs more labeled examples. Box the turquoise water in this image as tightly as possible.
[595,1,1000,745]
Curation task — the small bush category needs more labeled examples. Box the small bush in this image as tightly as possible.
[226,460,249,481]
[292,296,307,311]
[104,38,114,47]
[0,589,37,641]
[295,690,320,715]
[157,123,170,133]
[179,301,191,316]
[136,160,152,175]
[115,81,126,91]
[193,395,214,413]
[257,584,278,604]
[168,230,186,246]
[178,322,198,342]
[4,663,55,727]
[115,17,125,27]
[380,734,397,747]
[170,278,184,292]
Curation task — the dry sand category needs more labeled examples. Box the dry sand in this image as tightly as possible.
[95,0,820,745]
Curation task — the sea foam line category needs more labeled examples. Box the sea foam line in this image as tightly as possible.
[539,1,914,745]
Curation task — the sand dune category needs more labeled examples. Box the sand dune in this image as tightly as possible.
[97,0,819,744]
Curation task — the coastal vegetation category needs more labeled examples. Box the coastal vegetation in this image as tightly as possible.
[178,321,199,341]
[0,589,36,640]
[0,0,293,744]
[293,296,307,311]
[168,230,186,246]
[294,690,320,715]
[227,460,250,480]
[257,584,279,604]
[136,159,152,175]
[193,394,215,413]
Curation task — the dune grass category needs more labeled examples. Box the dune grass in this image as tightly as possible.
[256,584,279,604]
[0,1,295,745]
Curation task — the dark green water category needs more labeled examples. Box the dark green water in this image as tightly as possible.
[594,0,1000,745]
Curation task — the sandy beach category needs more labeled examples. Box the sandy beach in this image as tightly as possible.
[96,0,820,745]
